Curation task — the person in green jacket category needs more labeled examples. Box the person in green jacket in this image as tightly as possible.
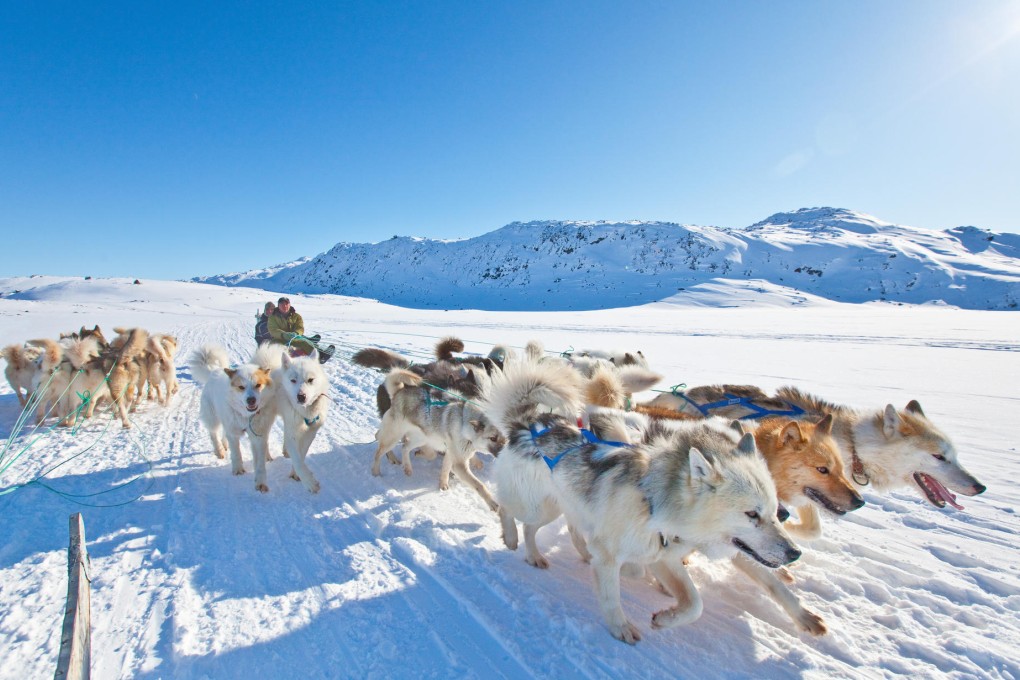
[268,296,315,354]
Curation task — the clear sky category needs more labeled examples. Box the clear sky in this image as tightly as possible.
[2,1,1018,280]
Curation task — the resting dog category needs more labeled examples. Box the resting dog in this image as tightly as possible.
[371,368,505,511]
[487,360,805,643]
[273,350,330,493]
[190,344,281,493]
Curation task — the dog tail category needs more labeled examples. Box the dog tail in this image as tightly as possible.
[160,335,178,359]
[617,365,663,395]
[584,365,624,409]
[189,344,230,385]
[27,338,63,369]
[252,342,285,371]
[2,345,20,369]
[116,328,149,361]
[352,347,410,372]
[484,359,583,434]
[435,337,464,361]
[146,335,171,364]
[524,340,545,361]
[63,336,101,370]
[384,368,422,398]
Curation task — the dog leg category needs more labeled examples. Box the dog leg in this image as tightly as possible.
[227,436,245,476]
[250,439,269,494]
[568,523,592,563]
[648,558,704,629]
[438,447,454,490]
[591,551,641,644]
[289,430,321,494]
[523,523,549,569]
[372,420,402,476]
[731,553,826,635]
[784,504,823,541]
[470,455,484,471]
[499,506,519,550]
[450,456,498,512]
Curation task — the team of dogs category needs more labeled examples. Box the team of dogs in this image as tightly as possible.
[2,325,179,429]
[5,332,987,644]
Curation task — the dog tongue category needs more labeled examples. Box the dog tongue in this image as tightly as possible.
[928,475,964,510]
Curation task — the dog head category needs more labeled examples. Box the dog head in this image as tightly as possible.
[80,325,108,347]
[684,432,801,568]
[224,365,273,414]
[463,405,506,456]
[761,415,864,515]
[875,401,985,508]
[279,352,328,410]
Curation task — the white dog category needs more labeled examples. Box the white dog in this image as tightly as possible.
[190,344,281,493]
[3,344,42,407]
[273,350,330,493]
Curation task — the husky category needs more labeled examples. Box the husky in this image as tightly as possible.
[644,384,797,420]
[25,339,70,424]
[2,344,42,406]
[371,368,505,511]
[145,334,179,406]
[487,361,808,643]
[273,350,330,493]
[190,343,281,493]
[95,328,149,428]
[776,387,986,538]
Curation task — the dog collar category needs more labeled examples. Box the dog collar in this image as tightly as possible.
[304,415,320,426]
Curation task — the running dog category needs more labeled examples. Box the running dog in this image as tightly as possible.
[776,386,986,538]
[273,350,330,493]
[190,343,281,493]
[2,344,41,406]
[487,360,807,643]
[371,368,505,511]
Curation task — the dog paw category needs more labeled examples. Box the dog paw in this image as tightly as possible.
[371,466,382,477]
[403,465,413,476]
[289,470,300,481]
[282,449,290,459]
[307,479,321,494]
[777,566,795,584]
[439,481,450,491]
[502,534,518,551]
[525,553,550,569]
[255,483,269,493]
[609,621,642,645]
[233,467,245,476]
[797,610,827,636]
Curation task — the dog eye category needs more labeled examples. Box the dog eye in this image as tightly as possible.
[255,384,263,390]
[236,385,244,391]
[745,511,759,520]
[291,379,297,384]
[933,454,946,461]
[816,466,829,475]
[307,378,314,384]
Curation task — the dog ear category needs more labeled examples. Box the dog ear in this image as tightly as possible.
[469,419,485,433]
[905,400,925,417]
[780,421,802,447]
[309,348,319,363]
[689,447,718,482]
[224,367,237,379]
[729,420,744,435]
[282,352,292,368]
[815,413,833,435]
[735,432,758,457]
[883,404,900,438]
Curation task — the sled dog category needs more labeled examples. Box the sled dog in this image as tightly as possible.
[487,361,808,643]
[3,344,42,407]
[145,334,179,406]
[776,387,986,538]
[273,350,330,493]
[190,343,281,493]
[371,368,505,511]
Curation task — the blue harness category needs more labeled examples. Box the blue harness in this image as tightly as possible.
[530,424,632,470]
[674,391,805,420]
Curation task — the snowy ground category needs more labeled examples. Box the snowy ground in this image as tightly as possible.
[1,276,1018,679]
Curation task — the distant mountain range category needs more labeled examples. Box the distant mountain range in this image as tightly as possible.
[196,208,1020,311]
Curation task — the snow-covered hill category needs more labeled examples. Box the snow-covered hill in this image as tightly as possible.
[197,208,1020,311]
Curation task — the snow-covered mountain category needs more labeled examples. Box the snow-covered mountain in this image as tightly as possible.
[197,208,1020,311]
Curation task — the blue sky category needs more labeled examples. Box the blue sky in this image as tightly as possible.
[2,1,1018,279]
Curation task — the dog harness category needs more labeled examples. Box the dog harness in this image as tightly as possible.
[673,390,806,420]
[529,421,632,471]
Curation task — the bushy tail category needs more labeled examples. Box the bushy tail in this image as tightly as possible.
[352,347,410,372]
[146,335,171,364]
[384,369,422,398]
[116,328,149,360]
[63,336,101,370]
[189,344,230,385]
[252,342,285,371]
[583,364,661,410]
[483,358,583,434]
[2,345,23,370]
[435,337,464,361]
[27,338,62,369]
